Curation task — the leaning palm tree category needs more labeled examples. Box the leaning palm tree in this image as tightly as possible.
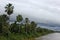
[5,3,14,21]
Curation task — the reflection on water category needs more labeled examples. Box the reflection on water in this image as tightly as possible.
[36,33,60,40]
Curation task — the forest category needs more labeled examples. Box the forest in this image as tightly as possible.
[0,3,54,40]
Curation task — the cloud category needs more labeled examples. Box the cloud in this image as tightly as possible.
[0,0,60,31]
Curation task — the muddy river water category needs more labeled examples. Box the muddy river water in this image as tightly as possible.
[36,33,60,40]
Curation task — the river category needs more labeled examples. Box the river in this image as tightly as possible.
[36,33,60,40]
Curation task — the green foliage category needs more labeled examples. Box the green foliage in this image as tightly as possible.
[0,36,7,40]
[5,3,14,15]
[0,3,54,40]
[16,15,23,22]
[25,18,29,23]
[0,14,9,22]
[0,14,9,35]
[10,22,19,33]
[31,21,37,32]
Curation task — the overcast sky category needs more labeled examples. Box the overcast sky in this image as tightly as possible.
[0,0,60,31]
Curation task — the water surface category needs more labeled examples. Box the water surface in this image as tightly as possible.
[36,33,60,40]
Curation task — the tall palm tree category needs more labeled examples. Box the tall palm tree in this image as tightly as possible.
[5,3,14,21]
[16,15,23,33]
[25,18,30,33]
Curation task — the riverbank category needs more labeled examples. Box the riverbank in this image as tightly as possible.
[0,28,54,40]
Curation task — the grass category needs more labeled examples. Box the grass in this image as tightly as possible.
[0,33,35,40]
[0,32,53,40]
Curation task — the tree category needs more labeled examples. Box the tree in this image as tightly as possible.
[2,22,9,36]
[0,14,9,31]
[25,18,29,24]
[16,15,23,33]
[5,3,14,21]
[16,15,23,22]
[2,14,9,22]
[25,18,30,33]
[0,20,2,33]
[0,14,8,23]
[19,23,24,33]
[0,14,9,36]
[10,21,19,33]
[31,21,37,33]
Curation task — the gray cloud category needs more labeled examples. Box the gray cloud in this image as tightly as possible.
[0,0,60,31]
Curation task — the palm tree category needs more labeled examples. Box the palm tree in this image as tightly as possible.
[5,3,14,21]
[16,15,23,33]
[16,15,23,22]
[31,21,37,33]
[25,18,30,33]
[25,18,29,24]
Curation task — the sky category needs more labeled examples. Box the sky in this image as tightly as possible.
[0,0,60,31]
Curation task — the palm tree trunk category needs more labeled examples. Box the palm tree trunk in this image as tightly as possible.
[8,15,10,37]
[9,15,10,22]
